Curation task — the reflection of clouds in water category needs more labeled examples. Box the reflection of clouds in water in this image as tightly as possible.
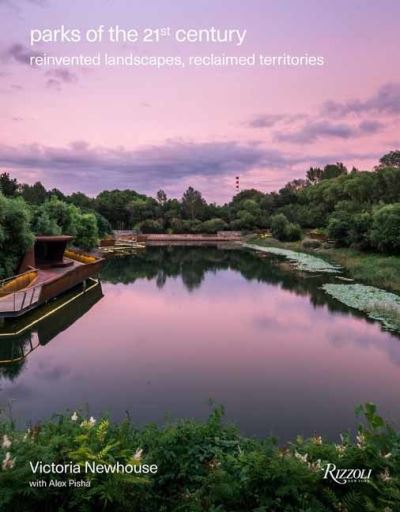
[252,314,313,333]
[1,246,399,440]
[253,303,400,368]
[327,332,349,349]
[1,381,33,400]
[251,295,325,332]
[135,337,148,347]
[36,360,71,381]
[252,316,285,331]
[327,321,400,366]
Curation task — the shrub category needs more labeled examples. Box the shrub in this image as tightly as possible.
[328,210,373,249]
[136,219,164,234]
[270,213,288,239]
[0,194,34,278]
[199,218,227,234]
[370,203,400,252]
[93,211,112,238]
[31,210,61,236]
[184,220,203,233]
[231,210,257,230]
[327,211,352,246]
[270,214,302,241]
[33,197,99,250]
[285,222,303,241]
[349,212,372,250]
[301,238,321,249]
[169,218,202,233]
[169,217,184,233]
[0,404,399,512]
[74,213,99,251]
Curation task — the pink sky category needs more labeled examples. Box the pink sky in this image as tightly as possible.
[0,0,399,202]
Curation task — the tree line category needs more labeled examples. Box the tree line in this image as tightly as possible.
[0,150,399,278]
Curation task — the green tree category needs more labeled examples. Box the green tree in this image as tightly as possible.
[231,189,265,205]
[181,187,206,220]
[270,213,302,242]
[69,191,93,209]
[92,211,112,238]
[95,190,147,229]
[127,198,158,226]
[327,211,353,246]
[136,219,164,233]
[241,199,261,216]
[20,181,48,204]
[349,212,372,249]
[321,162,348,180]
[32,210,61,236]
[156,189,167,206]
[377,150,400,169]
[74,213,99,250]
[231,210,257,230]
[170,217,184,233]
[0,172,19,197]
[199,218,227,233]
[0,194,34,278]
[306,166,323,184]
[40,196,80,235]
[49,188,67,201]
[33,197,99,250]
[370,204,400,252]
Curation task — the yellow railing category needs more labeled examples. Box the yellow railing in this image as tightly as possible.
[0,271,38,298]
[64,250,97,264]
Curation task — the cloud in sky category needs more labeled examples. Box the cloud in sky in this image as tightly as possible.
[0,139,295,174]
[0,140,295,193]
[249,114,286,128]
[45,69,78,90]
[1,44,78,90]
[2,43,41,66]
[0,0,398,202]
[0,0,47,10]
[248,83,398,145]
[0,139,381,198]
[249,113,307,129]
[46,69,78,84]
[275,119,384,144]
[321,83,400,117]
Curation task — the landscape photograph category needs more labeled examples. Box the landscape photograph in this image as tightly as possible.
[0,1,400,510]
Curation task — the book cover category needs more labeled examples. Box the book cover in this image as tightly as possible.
[0,1,399,510]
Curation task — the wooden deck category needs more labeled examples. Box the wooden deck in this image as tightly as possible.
[35,259,84,283]
[0,257,101,318]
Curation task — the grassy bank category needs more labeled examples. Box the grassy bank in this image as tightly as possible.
[0,404,399,511]
[246,237,400,294]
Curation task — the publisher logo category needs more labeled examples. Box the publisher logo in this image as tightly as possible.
[322,463,372,485]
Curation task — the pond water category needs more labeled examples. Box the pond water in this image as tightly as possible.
[1,245,400,442]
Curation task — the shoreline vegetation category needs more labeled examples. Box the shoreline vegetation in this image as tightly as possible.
[245,237,400,333]
[322,283,400,332]
[0,404,399,511]
[0,150,400,280]
[242,242,342,274]
[245,236,400,294]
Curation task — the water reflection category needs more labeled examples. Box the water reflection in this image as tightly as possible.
[101,245,386,324]
[0,281,103,380]
[1,246,399,441]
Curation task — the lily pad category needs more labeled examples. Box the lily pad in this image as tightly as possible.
[243,243,341,274]
[322,283,400,332]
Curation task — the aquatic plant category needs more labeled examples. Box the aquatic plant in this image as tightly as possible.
[244,243,341,273]
[322,283,400,332]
